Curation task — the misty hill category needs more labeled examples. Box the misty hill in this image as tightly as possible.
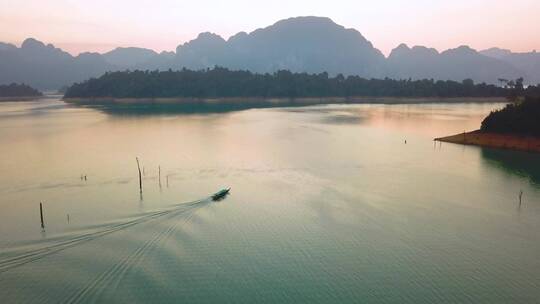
[0,42,17,51]
[481,48,540,84]
[386,44,524,84]
[174,17,385,77]
[0,38,115,89]
[103,47,159,67]
[1,17,538,90]
[480,47,514,59]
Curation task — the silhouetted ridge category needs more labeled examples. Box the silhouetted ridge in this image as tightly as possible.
[481,48,540,84]
[1,17,539,89]
[103,47,158,67]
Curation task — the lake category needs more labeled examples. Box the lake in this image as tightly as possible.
[0,99,539,303]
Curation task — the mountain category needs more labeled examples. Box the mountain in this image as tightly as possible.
[480,47,513,59]
[0,42,17,51]
[481,48,540,84]
[386,44,523,84]
[0,38,114,89]
[103,47,158,67]
[174,32,228,69]
[0,17,538,90]
[386,44,440,79]
[173,17,386,77]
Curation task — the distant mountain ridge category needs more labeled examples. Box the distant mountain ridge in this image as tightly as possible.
[102,47,158,67]
[171,17,386,77]
[0,38,114,89]
[480,47,540,84]
[1,16,538,89]
[388,44,524,84]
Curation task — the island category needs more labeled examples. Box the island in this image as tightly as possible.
[0,83,43,101]
[436,82,540,153]
[63,68,509,110]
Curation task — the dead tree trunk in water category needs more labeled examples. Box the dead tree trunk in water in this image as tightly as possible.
[39,202,45,229]
[136,157,143,193]
[159,165,162,188]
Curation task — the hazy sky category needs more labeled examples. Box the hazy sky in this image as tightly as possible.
[1,0,539,56]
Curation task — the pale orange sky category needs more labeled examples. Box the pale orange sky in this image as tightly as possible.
[1,0,539,56]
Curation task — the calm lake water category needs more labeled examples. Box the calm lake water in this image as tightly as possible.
[0,99,539,303]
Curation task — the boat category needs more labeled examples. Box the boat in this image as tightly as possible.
[212,188,230,201]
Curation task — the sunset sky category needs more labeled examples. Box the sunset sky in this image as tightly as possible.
[1,0,539,56]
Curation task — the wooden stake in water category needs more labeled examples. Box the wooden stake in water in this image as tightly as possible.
[166,175,169,188]
[39,202,45,229]
[136,157,143,193]
[519,190,523,205]
[159,165,162,188]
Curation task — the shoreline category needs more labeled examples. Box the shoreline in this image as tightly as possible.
[64,96,507,106]
[435,130,540,153]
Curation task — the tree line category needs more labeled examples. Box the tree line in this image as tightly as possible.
[0,83,42,97]
[64,67,509,99]
[481,83,540,136]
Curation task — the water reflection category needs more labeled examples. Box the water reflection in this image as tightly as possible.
[78,102,313,116]
[481,148,540,186]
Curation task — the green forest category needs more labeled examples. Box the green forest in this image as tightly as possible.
[481,83,540,136]
[64,68,509,99]
[0,83,42,97]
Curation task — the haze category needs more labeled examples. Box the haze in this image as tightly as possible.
[1,0,539,56]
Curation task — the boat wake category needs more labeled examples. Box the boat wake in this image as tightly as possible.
[0,198,213,274]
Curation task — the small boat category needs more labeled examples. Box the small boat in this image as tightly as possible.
[212,188,230,201]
